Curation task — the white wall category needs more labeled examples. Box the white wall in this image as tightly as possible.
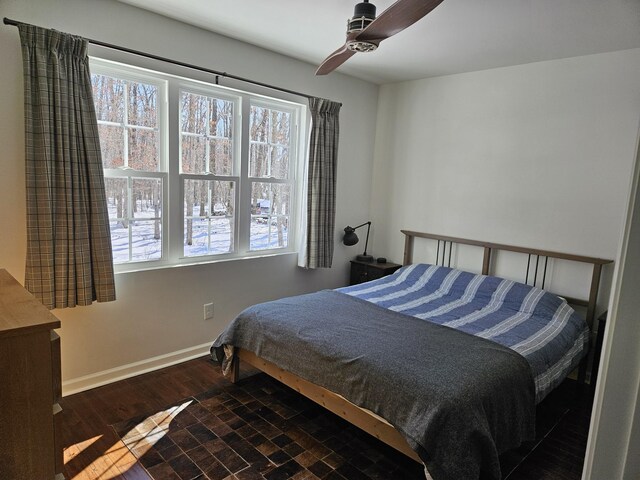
[0,0,378,392]
[370,49,640,298]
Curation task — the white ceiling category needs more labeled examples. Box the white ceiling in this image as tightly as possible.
[117,0,640,84]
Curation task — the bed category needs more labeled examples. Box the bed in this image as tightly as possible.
[211,230,612,480]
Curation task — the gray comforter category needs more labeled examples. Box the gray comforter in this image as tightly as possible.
[211,290,536,480]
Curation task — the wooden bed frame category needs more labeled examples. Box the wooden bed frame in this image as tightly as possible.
[230,230,613,465]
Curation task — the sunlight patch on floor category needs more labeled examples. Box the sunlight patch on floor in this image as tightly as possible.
[64,434,102,465]
[64,400,194,480]
[121,400,193,457]
[64,434,124,479]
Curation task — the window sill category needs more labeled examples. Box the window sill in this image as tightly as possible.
[113,250,299,275]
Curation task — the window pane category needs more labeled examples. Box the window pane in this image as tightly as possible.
[105,177,163,264]
[268,217,289,249]
[181,135,207,174]
[92,74,125,123]
[250,105,291,180]
[98,125,125,168]
[249,143,270,177]
[128,82,158,128]
[105,177,129,264]
[271,184,291,216]
[184,217,233,257]
[105,178,128,221]
[271,110,291,146]
[250,215,289,251]
[184,179,235,257]
[184,179,210,219]
[250,106,268,142]
[131,221,162,261]
[184,219,208,257]
[209,98,234,138]
[110,221,129,264]
[250,216,269,251]
[132,178,162,219]
[271,146,289,179]
[250,182,290,251]
[128,128,159,171]
[251,182,271,214]
[210,138,232,176]
[94,74,161,172]
[181,93,234,175]
[180,92,207,134]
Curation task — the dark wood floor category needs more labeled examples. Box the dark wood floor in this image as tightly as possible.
[59,356,593,480]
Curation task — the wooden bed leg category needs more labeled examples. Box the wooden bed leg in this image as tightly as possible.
[230,354,240,384]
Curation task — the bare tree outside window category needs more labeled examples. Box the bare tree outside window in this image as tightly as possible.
[249,105,292,251]
[91,59,303,268]
[92,72,163,263]
[181,91,235,256]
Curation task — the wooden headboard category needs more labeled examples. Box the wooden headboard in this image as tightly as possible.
[401,230,613,335]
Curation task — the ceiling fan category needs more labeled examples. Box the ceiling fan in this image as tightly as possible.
[316,0,445,76]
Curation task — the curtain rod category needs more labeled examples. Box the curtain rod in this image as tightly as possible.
[3,17,340,106]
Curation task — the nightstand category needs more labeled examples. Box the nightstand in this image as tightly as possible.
[350,260,402,285]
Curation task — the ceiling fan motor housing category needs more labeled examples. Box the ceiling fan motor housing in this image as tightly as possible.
[347,1,376,33]
[347,1,378,52]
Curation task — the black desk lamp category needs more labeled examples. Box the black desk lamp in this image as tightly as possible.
[343,221,373,262]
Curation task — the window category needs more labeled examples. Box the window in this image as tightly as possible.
[249,102,294,251]
[180,90,238,257]
[91,66,167,264]
[91,58,305,270]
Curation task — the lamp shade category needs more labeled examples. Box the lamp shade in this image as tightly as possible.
[343,227,359,246]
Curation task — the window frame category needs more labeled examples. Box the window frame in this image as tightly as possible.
[91,59,169,267]
[245,98,300,254]
[90,57,307,272]
[178,84,242,259]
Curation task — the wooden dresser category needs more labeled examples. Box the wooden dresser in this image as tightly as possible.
[0,269,64,480]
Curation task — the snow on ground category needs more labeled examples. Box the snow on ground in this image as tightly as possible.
[108,201,287,263]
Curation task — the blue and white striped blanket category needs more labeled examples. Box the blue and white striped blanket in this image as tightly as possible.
[337,263,589,402]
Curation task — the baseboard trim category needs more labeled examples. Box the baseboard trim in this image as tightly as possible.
[62,342,212,396]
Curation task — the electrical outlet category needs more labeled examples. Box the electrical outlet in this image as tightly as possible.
[204,302,214,320]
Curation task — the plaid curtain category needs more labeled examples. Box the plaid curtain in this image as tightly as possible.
[18,24,116,309]
[304,98,341,269]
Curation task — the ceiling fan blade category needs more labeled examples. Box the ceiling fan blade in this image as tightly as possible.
[357,0,445,42]
[315,44,357,75]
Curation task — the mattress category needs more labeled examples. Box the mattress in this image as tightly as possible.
[337,263,590,403]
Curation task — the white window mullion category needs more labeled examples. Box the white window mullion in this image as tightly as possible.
[237,96,251,255]
[287,114,299,251]
[204,98,211,175]
[207,182,213,253]
[127,176,134,262]
[167,81,182,263]
[266,111,272,178]
[123,83,129,168]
